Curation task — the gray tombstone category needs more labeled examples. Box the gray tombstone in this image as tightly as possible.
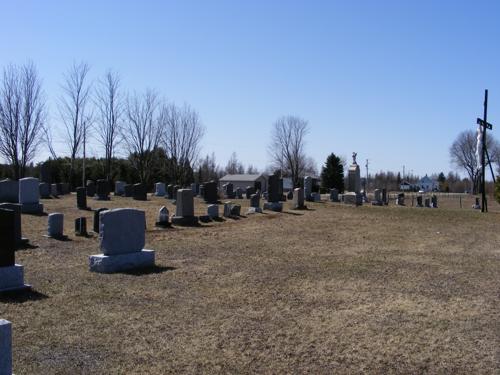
[372,189,383,206]
[115,181,126,196]
[304,176,313,201]
[235,187,243,199]
[89,208,155,273]
[47,213,64,238]
[155,206,170,227]
[245,186,255,199]
[0,319,13,375]
[203,181,218,204]
[0,203,28,246]
[397,193,405,206]
[424,198,431,208]
[76,187,87,209]
[166,184,174,200]
[230,204,241,216]
[0,179,19,203]
[39,183,51,199]
[416,196,423,207]
[75,217,87,236]
[50,183,59,197]
[250,193,260,208]
[207,204,219,218]
[155,182,166,197]
[19,177,43,214]
[292,187,305,209]
[330,188,339,202]
[133,183,147,201]
[171,189,198,225]
[190,183,197,195]
[223,202,233,217]
[199,184,205,198]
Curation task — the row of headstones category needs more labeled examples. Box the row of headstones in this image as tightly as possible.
[0,178,70,203]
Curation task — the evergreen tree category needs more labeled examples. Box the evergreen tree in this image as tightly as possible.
[320,153,344,192]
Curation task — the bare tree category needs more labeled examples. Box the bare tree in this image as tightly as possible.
[123,89,163,183]
[225,151,244,174]
[59,62,92,187]
[268,115,309,187]
[160,102,204,185]
[246,164,259,174]
[450,130,498,194]
[94,70,123,180]
[197,152,222,182]
[0,62,46,179]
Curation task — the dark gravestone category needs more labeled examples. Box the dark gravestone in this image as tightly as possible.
[245,186,255,199]
[56,183,63,196]
[51,183,59,197]
[95,180,110,200]
[0,209,16,267]
[173,185,179,198]
[250,194,260,208]
[382,189,387,205]
[61,183,70,195]
[133,183,147,201]
[93,208,109,233]
[39,183,51,198]
[76,187,87,209]
[287,190,293,200]
[0,179,19,203]
[0,203,27,246]
[166,184,174,200]
[203,181,218,204]
[223,183,234,199]
[267,174,281,203]
[124,184,133,197]
[199,184,205,198]
[416,196,423,207]
[254,181,262,192]
[75,217,87,236]
[86,180,96,197]
[40,162,51,183]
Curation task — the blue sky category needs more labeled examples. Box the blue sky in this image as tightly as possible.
[2,0,500,177]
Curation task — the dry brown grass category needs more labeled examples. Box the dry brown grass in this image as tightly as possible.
[1,194,499,374]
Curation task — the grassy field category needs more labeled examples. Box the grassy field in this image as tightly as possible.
[1,193,499,374]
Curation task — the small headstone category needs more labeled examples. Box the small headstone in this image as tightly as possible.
[343,192,362,206]
[0,179,19,203]
[424,198,431,208]
[39,182,51,198]
[0,203,28,247]
[155,182,166,197]
[171,189,198,225]
[95,179,110,200]
[0,319,12,375]
[235,187,243,199]
[19,177,43,214]
[396,193,405,206]
[133,183,147,201]
[372,189,383,206]
[250,193,260,208]
[287,190,293,200]
[86,180,96,197]
[50,183,59,197]
[173,185,179,198]
[76,187,88,209]
[115,181,126,196]
[89,208,155,273]
[292,187,305,209]
[190,183,197,195]
[223,202,233,217]
[416,196,423,207]
[311,192,321,202]
[93,208,109,233]
[199,184,205,198]
[203,181,218,204]
[155,206,170,227]
[223,183,235,199]
[124,184,133,197]
[47,213,64,238]
[245,186,255,199]
[0,208,31,293]
[230,204,241,216]
[330,188,339,202]
[431,195,438,208]
[75,217,87,236]
[207,204,219,218]
[166,184,174,200]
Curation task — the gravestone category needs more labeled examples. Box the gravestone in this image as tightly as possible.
[343,192,362,205]
[203,181,218,204]
[424,198,431,208]
[155,182,166,197]
[431,195,438,208]
[304,176,313,201]
[311,192,321,202]
[46,213,65,238]
[133,183,147,201]
[250,193,260,208]
[166,184,174,200]
[267,174,281,203]
[95,179,110,200]
[199,184,205,198]
[173,185,180,198]
[396,193,405,206]
[207,204,219,218]
[39,182,51,198]
[171,189,198,225]
[155,206,170,227]
[19,177,43,214]
[115,181,126,196]
[0,179,19,203]
[372,189,383,206]
[223,183,235,199]
[124,184,133,197]
[347,155,361,193]
[230,204,241,216]
[473,197,481,209]
[93,208,109,233]
[0,203,28,247]
[330,188,339,202]
[40,161,51,183]
[416,196,423,207]
[89,208,155,273]
[61,183,70,195]
[56,183,63,196]
[0,319,12,375]
[245,186,255,199]
[292,187,305,209]
[190,183,198,195]
[50,183,59,197]
[75,217,87,236]
[235,187,243,199]
[287,190,293,200]
[86,180,96,197]
[382,188,388,205]
[0,208,30,293]
[223,202,233,217]
[76,187,88,209]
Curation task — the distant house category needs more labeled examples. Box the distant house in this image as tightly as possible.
[400,181,413,191]
[418,175,439,192]
[219,174,267,192]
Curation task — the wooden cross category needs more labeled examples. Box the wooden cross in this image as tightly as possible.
[476,90,494,212]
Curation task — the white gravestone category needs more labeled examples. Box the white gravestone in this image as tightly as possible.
[19,177,43,214]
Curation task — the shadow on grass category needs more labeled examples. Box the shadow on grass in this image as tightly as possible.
[16,242,39,251]
[281,211,305,216]
[120,265,176,276]
[26,211,48,217]
[0,289,48,304]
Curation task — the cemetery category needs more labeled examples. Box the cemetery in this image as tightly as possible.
[0,187,499,373]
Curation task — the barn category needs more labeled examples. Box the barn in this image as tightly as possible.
[218,174,268,193]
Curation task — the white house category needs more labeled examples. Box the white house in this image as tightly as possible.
[400,181,413,191]
[418,175,439,192]
[218,174,267,192]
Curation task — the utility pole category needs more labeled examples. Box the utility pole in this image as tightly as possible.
[476,90,493,212]
[365,159,369,191]
[402,165,405,181]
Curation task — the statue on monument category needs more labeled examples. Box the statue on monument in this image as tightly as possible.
[352,152,357,164]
